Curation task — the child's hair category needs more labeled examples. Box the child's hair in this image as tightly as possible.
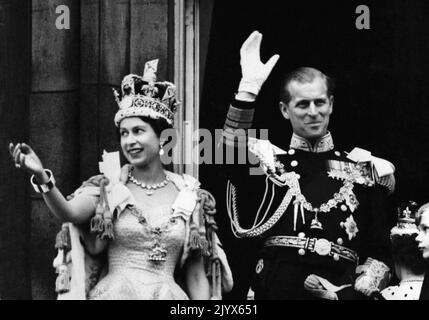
[391,233,426,275]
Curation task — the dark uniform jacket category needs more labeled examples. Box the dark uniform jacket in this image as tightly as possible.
[222,99,394,300]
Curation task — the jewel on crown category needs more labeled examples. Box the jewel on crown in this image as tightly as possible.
[390,200,419,237]
[113,59,179,126]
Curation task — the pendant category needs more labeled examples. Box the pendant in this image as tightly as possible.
[146,190,154,196]
[310,210,323,230]
[148,243,167,262]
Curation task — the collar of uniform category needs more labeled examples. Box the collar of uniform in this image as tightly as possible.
[289,132,334,153]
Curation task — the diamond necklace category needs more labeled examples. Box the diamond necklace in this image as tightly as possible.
[128,171,170,196]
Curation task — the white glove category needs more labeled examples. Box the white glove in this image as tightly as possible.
[354,274,377,297]
[354,258,391,297]
[304,274,339,300]
[238,31,280,95]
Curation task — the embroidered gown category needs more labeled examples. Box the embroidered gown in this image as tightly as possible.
[57,171,232,300]
[89,202,190,300]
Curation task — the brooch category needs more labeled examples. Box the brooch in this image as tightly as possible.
[340,215,359,240]
[327,160,374,187]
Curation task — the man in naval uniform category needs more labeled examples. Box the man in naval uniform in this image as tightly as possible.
[221,31,395,299]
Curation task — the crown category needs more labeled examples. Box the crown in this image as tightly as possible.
[390,200,419,237]
[113,59,179,126]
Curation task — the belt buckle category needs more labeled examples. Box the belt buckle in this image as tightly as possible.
[313,238,331,256]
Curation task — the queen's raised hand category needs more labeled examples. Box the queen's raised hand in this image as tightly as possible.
[9,142,45,176]
[238,31,280,96]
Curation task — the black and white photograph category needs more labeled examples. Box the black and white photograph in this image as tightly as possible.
[2,0,429,305]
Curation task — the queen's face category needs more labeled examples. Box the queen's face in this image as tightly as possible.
[416,209,429,260]
[119,117,160,168]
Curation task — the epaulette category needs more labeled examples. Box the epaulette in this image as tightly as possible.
[327,158,375,187]
[346,147,396,193]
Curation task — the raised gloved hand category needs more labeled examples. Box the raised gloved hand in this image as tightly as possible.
[238,31,280,96]
[354,274,377,297]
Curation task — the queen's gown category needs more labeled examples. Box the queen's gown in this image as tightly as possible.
[54,171,233,300]
[89,203,189,300]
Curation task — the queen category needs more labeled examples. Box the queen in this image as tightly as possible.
[9,60,233,300]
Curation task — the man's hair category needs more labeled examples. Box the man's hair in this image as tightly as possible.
[279,67,335,104]
[391,233,426,275]
[416,203,429,225]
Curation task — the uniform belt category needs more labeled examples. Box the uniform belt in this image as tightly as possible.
[264,236,359,264]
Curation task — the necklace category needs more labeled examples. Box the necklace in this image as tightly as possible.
[228,164,360,237]
[128,171,170,196]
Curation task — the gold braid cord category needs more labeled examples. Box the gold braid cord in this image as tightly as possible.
[197,189,223,300]
[53,224,72,294]
[54,174,107,295]
[227,166,360,238]
[68,174,115,240]
[89,177,114,240]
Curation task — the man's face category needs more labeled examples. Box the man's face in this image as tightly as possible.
[416,210,429,260]
[280,77,333,140]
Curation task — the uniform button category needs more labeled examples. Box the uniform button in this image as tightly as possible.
[341,205,347,212]
[291,160,298,167]
[298,249,306,256]
[288,149,296,155]
[298,232,306,238]
[296,174,301,179]
[335,151,341,157]
[337,238,344,245]
[333,254,340,261]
